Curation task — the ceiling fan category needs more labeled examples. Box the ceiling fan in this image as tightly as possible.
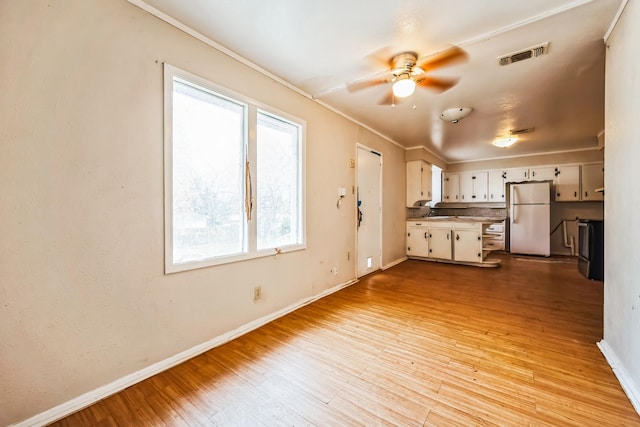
[347,46,468,105]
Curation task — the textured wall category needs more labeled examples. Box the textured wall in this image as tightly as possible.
[603,0,640,408]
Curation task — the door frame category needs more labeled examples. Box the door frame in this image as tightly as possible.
[356,143,383,277]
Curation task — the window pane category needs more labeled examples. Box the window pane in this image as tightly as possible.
[256,112,301,250]
[172,79,245,263]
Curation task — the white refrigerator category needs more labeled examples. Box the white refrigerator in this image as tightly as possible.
[509,181,550,256]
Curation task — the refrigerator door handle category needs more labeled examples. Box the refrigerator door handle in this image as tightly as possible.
[512,205,517,224]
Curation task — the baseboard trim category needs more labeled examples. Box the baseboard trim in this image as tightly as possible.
[597,339,640,416]
[382,256,407,270]
[10,278,359,427]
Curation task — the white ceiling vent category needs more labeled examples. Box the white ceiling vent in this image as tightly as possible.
[498,42,549,66]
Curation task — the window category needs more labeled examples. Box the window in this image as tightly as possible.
[164,64,305,273]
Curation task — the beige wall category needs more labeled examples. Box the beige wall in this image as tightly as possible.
[603,0,640,410]
[405,146,447,170]
[0,1,406,425]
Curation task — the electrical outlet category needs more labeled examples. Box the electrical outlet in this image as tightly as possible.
[331,266,338,275]
[254,286,262,301]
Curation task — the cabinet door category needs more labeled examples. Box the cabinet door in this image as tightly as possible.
[429,228,452,259]
[406,160,431,206]
[422,162,432,201]
[459,173,474,202]
[453,229,482,262]
[407,226,429,257]
[581,162,604,201]
[529,166,556,182]
[406,161,422,207]
[472,171,489,202]
[555,165,580,201]
[505,168,529,183]
[488,170,506,201]
[443,173,460,202]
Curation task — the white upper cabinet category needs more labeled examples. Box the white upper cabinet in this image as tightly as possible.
[406,160,432,206]
[504,168,529,183]
[554,165,581,201]
[581,162,604,201]
[460,171,488,202]
[529,166,556,182]
[439,162,603,204]
[443,173,460,202]
[488,170,506,201]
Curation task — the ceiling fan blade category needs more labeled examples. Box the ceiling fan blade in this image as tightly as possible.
[416,76,459,92]
[416,46,468,71]
[377,90,405,106]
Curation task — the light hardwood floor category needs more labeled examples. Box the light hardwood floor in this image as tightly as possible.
[51,254,640,426]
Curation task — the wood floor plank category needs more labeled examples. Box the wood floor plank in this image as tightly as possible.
[48,254,640,426]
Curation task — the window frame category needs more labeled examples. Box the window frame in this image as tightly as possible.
[164,64,306,274]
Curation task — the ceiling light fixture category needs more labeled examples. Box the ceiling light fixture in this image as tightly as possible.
[492,136,519,148]
[392,74,416,98]
[440,107,473,123]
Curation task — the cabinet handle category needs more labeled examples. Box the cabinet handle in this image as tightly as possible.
[407,232,410,237]
[447,233,449,240]
[472,195,476,199]
[585,191,588,197]
[574,191,577,198]
[456,234,460,241]
[429,249,432,253]
[424,232,428,239]
[484,194,487,200]
[477,236,481,241]
[408,247,411,251]
[491,194,494,199]
[429,234,432,238]
[532,171,536,177]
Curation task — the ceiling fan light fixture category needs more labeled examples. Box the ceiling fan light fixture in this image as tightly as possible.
[440,107,473,123]
[492,136,519,148]
[392,75,416,98]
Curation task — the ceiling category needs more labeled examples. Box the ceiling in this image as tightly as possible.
[133,0,622,163]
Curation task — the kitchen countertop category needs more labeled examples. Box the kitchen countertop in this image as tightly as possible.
[407,216,506,223]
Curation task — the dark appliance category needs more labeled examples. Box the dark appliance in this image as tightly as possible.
[577,219,604,281]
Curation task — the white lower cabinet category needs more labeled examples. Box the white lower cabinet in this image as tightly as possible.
[453,225,483,263]
[429,226,452,260]
[407,220,500,266]
[406,224,429,258]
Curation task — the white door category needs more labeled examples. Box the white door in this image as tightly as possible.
[357,147,382,277]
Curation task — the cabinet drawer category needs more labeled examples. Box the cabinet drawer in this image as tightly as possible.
[429,222,454,228]
[453,222,481,230]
